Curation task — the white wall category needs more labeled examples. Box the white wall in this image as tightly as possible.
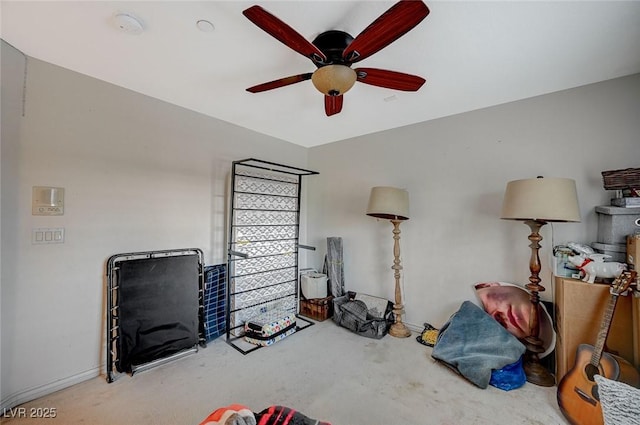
[0,44,309,409]
[1,41,29,408]
[307,74,640,330]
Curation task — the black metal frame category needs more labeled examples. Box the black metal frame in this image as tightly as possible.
[106,248,206,383]
[226,158,318,354]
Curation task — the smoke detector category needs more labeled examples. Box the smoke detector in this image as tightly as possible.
[114,12,145,35]
[196,19,215,33]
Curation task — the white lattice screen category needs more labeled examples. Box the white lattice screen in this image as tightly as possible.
[226,159,318,354]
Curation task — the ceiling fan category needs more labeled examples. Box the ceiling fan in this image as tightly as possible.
[243,0,430,116]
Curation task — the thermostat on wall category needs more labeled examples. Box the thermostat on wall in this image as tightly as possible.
[32,186,64,215]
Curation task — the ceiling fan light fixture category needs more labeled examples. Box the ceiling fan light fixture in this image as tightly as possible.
[311,65,357,96]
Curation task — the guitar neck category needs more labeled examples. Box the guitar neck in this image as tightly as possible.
[589,290,619,367]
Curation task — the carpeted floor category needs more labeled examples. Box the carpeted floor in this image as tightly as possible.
[0,319,567,425]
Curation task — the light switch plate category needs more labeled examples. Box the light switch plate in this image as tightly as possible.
[32,228,65,244]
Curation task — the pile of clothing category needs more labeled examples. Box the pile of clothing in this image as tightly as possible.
[200,404,330,425]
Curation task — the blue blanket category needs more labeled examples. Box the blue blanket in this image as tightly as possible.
[431,301,526,389]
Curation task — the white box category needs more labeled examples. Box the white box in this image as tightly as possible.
[301,273,328,299]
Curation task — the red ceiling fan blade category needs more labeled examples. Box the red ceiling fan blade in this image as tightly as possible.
[355,68,425,91]
[246,73,313,93]
[324,95,344,116]
[343,0,429,64]
[243,5,327,65]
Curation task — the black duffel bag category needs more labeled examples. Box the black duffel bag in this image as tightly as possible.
[332,291,394,339]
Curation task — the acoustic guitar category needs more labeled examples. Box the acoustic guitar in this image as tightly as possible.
[557,270,640,425]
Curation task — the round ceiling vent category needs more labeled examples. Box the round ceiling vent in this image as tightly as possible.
[114,13,144,35]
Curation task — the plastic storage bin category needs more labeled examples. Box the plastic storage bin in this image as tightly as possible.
[595,206,640,244]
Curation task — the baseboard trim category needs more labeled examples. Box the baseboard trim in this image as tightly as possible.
[0,367,100,411]
[405,321,424,333]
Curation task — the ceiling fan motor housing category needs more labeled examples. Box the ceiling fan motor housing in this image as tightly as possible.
[312,30,355,65]
[310,31,357,96]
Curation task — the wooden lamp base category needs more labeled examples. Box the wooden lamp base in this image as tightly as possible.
[522,219,555,387]
[389,219,411,338]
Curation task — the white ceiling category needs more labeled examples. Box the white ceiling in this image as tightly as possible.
[2,1,640,148]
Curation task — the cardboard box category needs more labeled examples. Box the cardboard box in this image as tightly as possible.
[634,294,640,368]
[628,234,640,268]
[555,276,635,381]
[630,235,640,368]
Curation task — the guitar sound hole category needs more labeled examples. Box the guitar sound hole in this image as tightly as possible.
[584,364,599,381]
[583,364,601,401]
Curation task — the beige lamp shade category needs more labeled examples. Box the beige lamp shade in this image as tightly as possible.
[501,177,581,222]
[311,65,357,96]
[366,186,410,220]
